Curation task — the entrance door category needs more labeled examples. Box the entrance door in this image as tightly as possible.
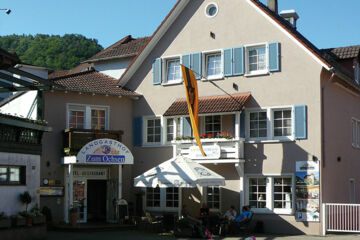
[87,180,107,222]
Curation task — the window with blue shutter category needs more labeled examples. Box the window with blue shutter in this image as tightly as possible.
[294,105,307,139]
[191,53,202,79]
[133,117,143,146]
[182,117,192,137]
[152,58,162,85]
[240,111,245,138]
[233,47,244,75]
[181,54,191,69]
[268,42,280,72]
[223,48,233,77]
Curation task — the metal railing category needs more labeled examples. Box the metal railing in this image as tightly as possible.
[322,203,360,235]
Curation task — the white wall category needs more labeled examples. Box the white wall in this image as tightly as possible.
[94,58,132,79]
[0,153,40,216]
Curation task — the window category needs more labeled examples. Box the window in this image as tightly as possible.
[205,3,218,18]
[250,112,267,138]
[146,187,160,207]
[166,118,175,142]
[207,186,220,209]
[68,104,108,130]
[248,176,294,214]
[146,187,179,210]
[165,58,181,83]
[352,118,360,148]
[0,166,26,185]
[166,188,179,208]
[246,44,268,75]
[205,115,221,136]
[354,59,360,85]
[205,52,222,79]
[273,110,292,137]
[69,110,85,128]
[91,109,106,130]
[146,118,161,144]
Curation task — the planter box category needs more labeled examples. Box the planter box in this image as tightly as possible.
[0,219,11,228]
[12,217,26,227]
[32,216,46,225]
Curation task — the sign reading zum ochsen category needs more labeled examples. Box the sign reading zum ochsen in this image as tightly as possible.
[76,139,134,165]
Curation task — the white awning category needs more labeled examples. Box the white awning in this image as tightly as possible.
[134,155,225,188]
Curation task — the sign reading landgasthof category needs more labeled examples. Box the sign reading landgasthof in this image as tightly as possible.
[76,139,134,165]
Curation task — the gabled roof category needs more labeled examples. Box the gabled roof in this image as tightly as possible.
[164,93,251,116]
[84,35,150,63]
[117,0,359,92]
[51,69,140,98]
[321,45,360,60]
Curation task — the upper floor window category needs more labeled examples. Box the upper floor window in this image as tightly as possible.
[205,52,222,79]
[273,109,292,137]
[0,166,26,185]
[250,111,267,138]
[205,115,221,136]
[166,58,181,83]
[146,118,161,144]
[352,118,360,148]
[68,104,108,130]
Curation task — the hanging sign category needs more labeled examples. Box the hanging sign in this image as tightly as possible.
[295,160,320,222]
[189,144,221,160]
[76,139,134,165]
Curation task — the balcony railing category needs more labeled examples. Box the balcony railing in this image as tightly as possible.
[172,138,244,163]
[63,128,123,156]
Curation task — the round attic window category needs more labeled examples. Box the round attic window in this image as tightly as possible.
[205,3,218,18]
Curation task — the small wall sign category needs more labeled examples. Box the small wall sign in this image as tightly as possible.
[189,144,221,160]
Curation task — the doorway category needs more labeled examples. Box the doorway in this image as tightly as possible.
[87,180,107,222]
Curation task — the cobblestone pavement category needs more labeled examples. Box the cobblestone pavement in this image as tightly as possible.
[47,230,360,240]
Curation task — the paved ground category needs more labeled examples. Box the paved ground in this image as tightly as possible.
[47,230,360,240]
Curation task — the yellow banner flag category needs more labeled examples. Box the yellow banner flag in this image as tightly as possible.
[181,65,206,157]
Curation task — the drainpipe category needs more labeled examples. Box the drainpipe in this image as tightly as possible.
[320,68,335,235]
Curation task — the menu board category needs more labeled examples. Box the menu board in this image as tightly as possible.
[295,161,320,222]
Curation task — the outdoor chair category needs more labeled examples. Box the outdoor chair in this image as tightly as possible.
[228,212,254,235]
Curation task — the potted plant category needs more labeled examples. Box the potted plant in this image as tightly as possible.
[19,191,33,226]
[0,212,11,229]
[30,205,46,225]
[69,207,78,227]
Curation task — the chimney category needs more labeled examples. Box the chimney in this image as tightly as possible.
[280,10,299,29]
[267,0,278,14]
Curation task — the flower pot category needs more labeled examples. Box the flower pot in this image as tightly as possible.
[0,218,11,228]
[13,217,26,227]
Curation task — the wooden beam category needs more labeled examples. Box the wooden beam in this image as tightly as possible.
[0,85,50,93]
[0,72,37,89]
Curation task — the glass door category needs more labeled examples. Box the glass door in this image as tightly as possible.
[73,180,87,223]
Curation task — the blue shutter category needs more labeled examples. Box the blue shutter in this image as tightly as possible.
[182,54,191,68]
[133,117,143,146]
[240,111,245,138]
[233,47,244,75]
[294,105,307,139]
[224,48,233,77]
[152,58,162,85]
[191,52,202,79]
[182,117,192,137]
[268,42,280,72]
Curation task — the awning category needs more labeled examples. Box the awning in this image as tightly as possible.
[134,155,225,188]
[163,93,251,116]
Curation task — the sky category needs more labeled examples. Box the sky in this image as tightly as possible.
[0,0,359,49]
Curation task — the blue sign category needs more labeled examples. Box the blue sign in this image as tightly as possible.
[86,155,126,163]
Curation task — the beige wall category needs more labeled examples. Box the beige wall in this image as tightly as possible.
[125,0,325,234]
[41,91,134,221]
[322,71,360,203]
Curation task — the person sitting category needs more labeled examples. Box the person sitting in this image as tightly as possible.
[235,205,253,226]
[224,205,237,222]
[198,203,210,227]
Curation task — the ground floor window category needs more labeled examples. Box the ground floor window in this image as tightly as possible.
[248,175,293,214]
[146,187,179,210]
[206,186,220,210]
[0,166,26,185]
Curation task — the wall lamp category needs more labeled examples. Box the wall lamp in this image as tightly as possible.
[0,9,11,15]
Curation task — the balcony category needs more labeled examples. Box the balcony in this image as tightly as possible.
[63,128,123,156]
[172,138,245,164]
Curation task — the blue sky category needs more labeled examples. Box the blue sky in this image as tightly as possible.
[0,0,359,49]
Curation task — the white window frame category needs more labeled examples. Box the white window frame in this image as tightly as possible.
[145,187,180,212]
[143,116,163,146]
[352,117,360,149]
[246,106,294,142]
[67,103,109,130]
[162,56,182,85]
[202,49,224,80]
[165,117,177,143]
[246,174,295,215]
[204,115,222,136]
[245,42,269,76]
[205,186,221,212]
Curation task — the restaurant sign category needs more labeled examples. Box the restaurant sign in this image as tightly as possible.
[77,139,134,165]
[189,145,221,160]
